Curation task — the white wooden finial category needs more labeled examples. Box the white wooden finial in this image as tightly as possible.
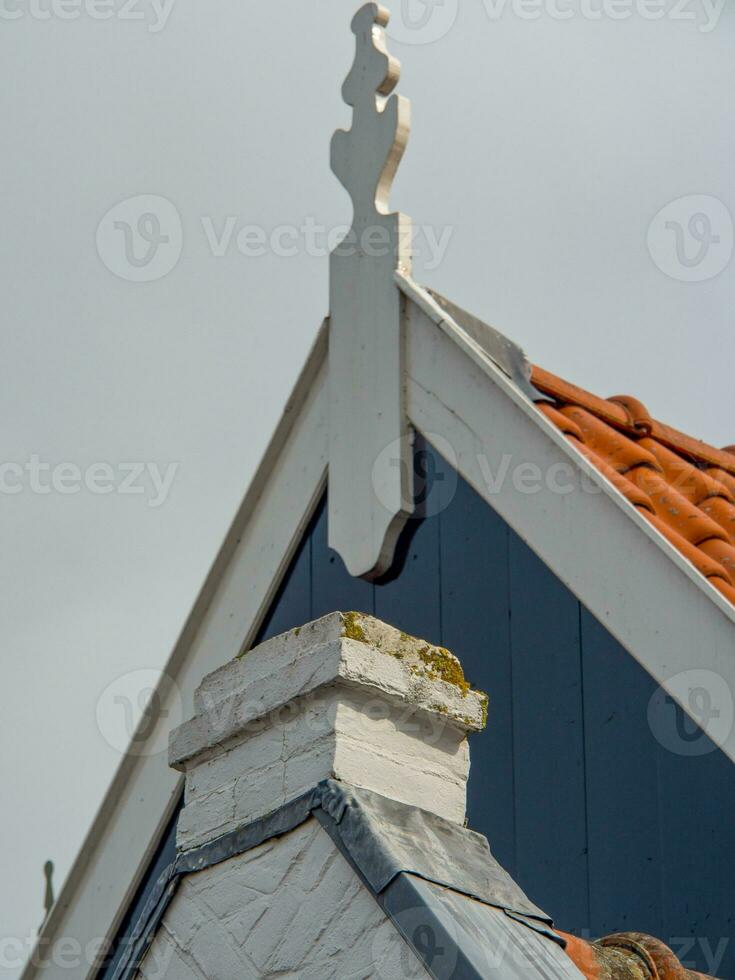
[328,2,414,581]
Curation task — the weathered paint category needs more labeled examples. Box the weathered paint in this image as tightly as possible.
[110,441,735,979]
[137,819,428,979]
[255,442,735,979]
[171,611,482,848]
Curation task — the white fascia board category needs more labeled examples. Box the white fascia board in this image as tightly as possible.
[23,323,330,980]
[27,281,735,977]
[403,284,735,764]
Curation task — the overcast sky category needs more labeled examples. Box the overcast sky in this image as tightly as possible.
[1,1,734,976]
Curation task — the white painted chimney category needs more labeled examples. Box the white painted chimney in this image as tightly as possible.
[169,611,487,851]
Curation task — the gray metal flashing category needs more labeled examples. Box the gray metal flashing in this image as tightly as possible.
[108,781,573,980]
[107,865,178,980]
[395,271,542,403]
[312,781,549,922]
[426,289,542,403]
[381,876,583,980]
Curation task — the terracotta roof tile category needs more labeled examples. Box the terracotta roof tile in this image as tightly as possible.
[700,495,735,543]
[533,366,735,475]
[707,467,735,498]
[629,469,729,547]
[558,929,719,978]
[531,366,735,608]
[638,439,734,506]
[537,401,584,442]
[559,406,663,474]
[577,444,657,514]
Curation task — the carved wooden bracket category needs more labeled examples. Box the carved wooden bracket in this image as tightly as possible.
[328,2,414,580]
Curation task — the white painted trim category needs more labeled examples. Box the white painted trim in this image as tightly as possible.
[328,4,414,579]
[403,292,735,763]
[27,280,735,978]
[22,324,330,980]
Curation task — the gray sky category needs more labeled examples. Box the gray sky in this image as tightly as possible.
[1,1,734,975]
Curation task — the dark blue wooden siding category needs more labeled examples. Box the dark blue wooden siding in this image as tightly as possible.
[102,443,734,979]
[256,444,735,978]
[96,802,182,979]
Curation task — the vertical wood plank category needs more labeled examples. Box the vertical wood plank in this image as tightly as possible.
[581,609,662,939]
[311,494,375,619]
[373,514,441,641]
[373,441,442,643]
[438,474,516,876]
[509,531,589,932]
[656,707,735,977]
[253,521,312,644]
[246,465,735,975]
[96,801,183,979]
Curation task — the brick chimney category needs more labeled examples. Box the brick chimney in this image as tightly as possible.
[169,611,487,850]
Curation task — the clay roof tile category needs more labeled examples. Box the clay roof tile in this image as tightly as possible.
[558,406,661,475]
[531,365,735,607]
[558,930,720,979]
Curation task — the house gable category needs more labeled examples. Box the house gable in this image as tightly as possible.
[130,612,582,980]
[25,4,735,976]
[33,296,735,979]
[253,454,735,979]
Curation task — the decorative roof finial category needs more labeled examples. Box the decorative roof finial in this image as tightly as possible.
[328,4,414,581]
[330,3,411,255]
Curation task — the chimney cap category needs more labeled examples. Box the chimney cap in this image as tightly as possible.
[171,611,488,771]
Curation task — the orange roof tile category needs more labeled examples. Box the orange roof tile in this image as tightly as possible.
[558,930,718,978]
[531,366,735,608]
